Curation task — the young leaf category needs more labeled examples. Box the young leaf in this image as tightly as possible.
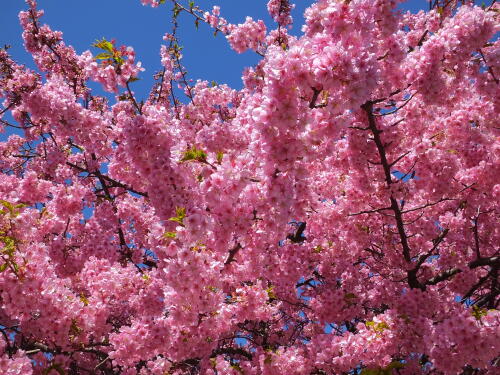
[168,207,186,226]
[93,38,114,53]
[472,305,488,320]
[79,293,89,306]
[0,200,15,216]
[180,146,207,163]
[173,4,181,18]
[266,286,276,300]
[216,151,223,164]
[163,231,177,239]
[94,52,112,60]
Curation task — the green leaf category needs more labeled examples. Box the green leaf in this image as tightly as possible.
[69,318,82,336]
[113,55,124,66]
[128,76,141,82]
[92,38,114,53]
[1,236,16,256]
[94,52,112,60]
[180,146,207,163]
[365,320,389,333]
[266,286,276,300]
[79,293,89,306]
[472,305,488,320]
[168,207,186,226]
[189,1,195,9]
[163,231,177,239]
[206,285,218,293]
[0,200,15,216]
[0,263,8,272]
[216,151,223,164]
[313,245,323,253]
[173,4,181,18]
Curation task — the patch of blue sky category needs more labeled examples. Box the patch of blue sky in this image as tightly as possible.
[391,170,417,181]
[234,336,248,347]
[82,205,94,220]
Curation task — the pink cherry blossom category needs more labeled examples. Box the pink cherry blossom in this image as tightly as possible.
[0,0,498,374]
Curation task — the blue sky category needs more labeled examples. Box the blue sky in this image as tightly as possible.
[1,0,427,100]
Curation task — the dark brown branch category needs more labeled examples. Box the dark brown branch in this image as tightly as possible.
[287,222,306,243]
[62,217,70,238]
[478,49,499,84]
[426,268,461,286]
[461,267,496,302]
[309,88,326,109]
[374,92,416,116]
[0,327,14,357]
[416,30,429,48]
[66,162,148,197]
[426,256,499,286]
[171,0,228,36]
[401,197,454,214]
[349,206,393,217]
[296,277,316,288]
[370,84,411,105]
[87,157,144,274]
[389,151,411,168]
[126,80,143,114]
[362,101,423,289]
[414,228,449,269]
[224,243,242,265]
[0,102,15,116]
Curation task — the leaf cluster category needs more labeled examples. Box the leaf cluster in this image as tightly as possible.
[180,146,207,163]
[168,207,186,226]
[92,37,124,66]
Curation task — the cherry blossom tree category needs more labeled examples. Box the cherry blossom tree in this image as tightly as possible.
[0,0,499,374]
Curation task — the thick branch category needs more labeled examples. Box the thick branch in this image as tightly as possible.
[224,243,242,265]
[362,101,423,289]
[426,256,499,286]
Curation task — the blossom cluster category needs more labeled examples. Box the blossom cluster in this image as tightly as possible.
[0,0,498,374]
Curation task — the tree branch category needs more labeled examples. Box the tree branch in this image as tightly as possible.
[362,101,423,289]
